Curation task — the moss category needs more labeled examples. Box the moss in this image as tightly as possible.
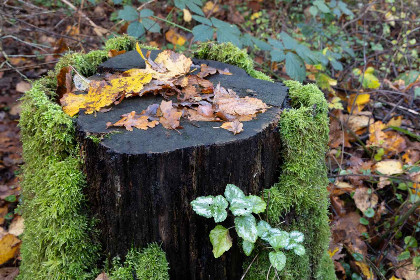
[245,81,336,279]
[18,78,99,279]
[110,243,169,280]
[195,42,273,82]
[18,36,168,280]
[104,35,137,52]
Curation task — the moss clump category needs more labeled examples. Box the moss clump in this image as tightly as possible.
[195,42,273,82]
[244,81,336,279]
[18,79,99,279]
[110,243,169,280]
[18,36,168,279]
[104,35,137,52]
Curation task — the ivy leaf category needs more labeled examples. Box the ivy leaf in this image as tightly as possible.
[118,5,139,21]
[269,251,286,271]
[211,195,228,223]
[293,244,306,256]
[234,215,258,243]
[192,24,214,42]
[191,196,214,218]
[139,9,154,18]
[285,52,306,82]
[296,45,318,64]
[268,38,284,50]
[209,225,232,258]
[224,184,245,203]
[242,240,254,256]
[251,36,272,51]
[212,17,242,47]
[127,21,145,38]
[230,197,252,216]
[246,195,266,214]
[257,220,272,237]
[289,231,304,243]
[141,18,160,33]
[267,229,289,249]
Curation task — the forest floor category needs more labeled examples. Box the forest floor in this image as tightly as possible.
[0,1,419,279]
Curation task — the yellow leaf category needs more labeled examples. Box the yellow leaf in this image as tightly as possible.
[389,276,402,280]
[375,160,403,175]
[250,12,260,20]
[328,247,339,258]
[135,44,192,81]
[387,116,402,127]
[328,97,343,110]
[365,66,375,74]
[347,93,370,114]
[165,29,187,47]
[61,73,153,117]
[0,234,21,265]
[355,261,374,280]
[183,9,192,22]
[363,73,381,89]
[203,1,220,14]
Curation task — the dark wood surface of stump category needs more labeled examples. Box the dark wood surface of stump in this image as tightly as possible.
[77,50,288,279]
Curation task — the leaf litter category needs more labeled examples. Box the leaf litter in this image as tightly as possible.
[59,43,269,134]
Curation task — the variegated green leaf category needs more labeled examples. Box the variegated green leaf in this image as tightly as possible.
[293,244,306,256]
[209,225,232,258]
[211,195,228,223]
[269,251,286,271]
[234,215,258,243]
[191,196,214,218]
[268,229,289,249]
[242,240,254,256]
[224,184,245,203]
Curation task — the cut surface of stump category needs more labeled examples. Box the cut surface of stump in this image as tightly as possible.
[76,50,288,279]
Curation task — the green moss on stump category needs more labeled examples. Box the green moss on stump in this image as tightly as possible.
[18,36,168,280]
[243,81,335,280]
[110,243,169,280]
[195,42,273,82]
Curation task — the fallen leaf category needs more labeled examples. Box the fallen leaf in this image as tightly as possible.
[108,49,126,58]
[388,276,402,280]
[374,160,403,175]
[56,66,72,99]
[402,149,420,165]
[331,212,367,257]
[61,73,152,117]
[0,206,7,225]
[198,64,232,78]
[387,115,403,127]
[203,1,220,14]
[395,263,419,280]
[0,267,19,280]
[136,43,192,80]
[8,216,24,237]
[95,272,110,280]
[165,29,187,46]
[347,114,373,133]
[0,234,21,265]
[15,81,31,93]
[158,100,182,130]
[221,120,243,135]
[353,187,378,213]
[355,261,374,280]
[367,121,407,155]
[347,93,370,114]
[183,9,192,22]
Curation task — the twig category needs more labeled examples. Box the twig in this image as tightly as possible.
[240,254,259,280]
[378,99,419,116]
[152,16,192,33]
[60,0,108,37]
[330,173,414,182]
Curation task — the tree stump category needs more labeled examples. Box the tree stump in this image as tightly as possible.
[76,50,288,279]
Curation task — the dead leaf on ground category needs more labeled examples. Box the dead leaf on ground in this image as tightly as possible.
[367,121,407,155]
[0,267,19,280]
[95,272,110,280]
[165,29,187,46]
[331,212,368,257]
[8,216,24,237]
[347,114,373,134]
[329,111,352,148]
[395,263,419,280]
[355,261,375,280]
[0,234,21,265]
[198,64,232,78]
[15,81,31,93]
[347,93,370,114]
[0,206,7,225]
[353,187,378,212]
[374,160,403,175]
